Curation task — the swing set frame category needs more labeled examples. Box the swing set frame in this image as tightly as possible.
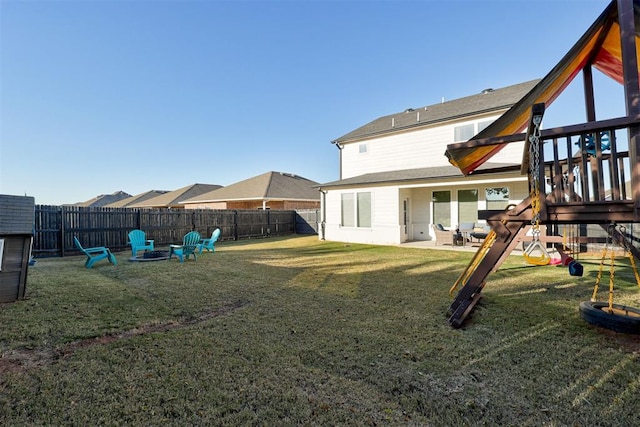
[444,0,640,329]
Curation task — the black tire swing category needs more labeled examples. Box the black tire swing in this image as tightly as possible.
[579,225,640,334]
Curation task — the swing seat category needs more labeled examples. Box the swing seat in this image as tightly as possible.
[579,301,640,334]
[561,254,574,266]
[568,260,583,276]
[523,240,551,266]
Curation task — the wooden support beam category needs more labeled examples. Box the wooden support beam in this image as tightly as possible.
[617,0,640,214]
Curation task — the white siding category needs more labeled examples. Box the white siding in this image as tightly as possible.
[340,112,521,179]
[323,185,401,245]
[322,173,529,245]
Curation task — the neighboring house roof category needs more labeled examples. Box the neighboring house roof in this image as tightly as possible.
[182,171,320,204]
[75,191,132,207]
[332,79,541,145]
[104,190,170,208]
[446,0,639,175]
[319,163,521,189]
[128,183,223,208]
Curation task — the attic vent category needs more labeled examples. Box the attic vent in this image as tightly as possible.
[481,88,494,94]
[404,108,414,112]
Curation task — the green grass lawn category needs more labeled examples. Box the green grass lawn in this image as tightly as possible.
[1,235,639,425]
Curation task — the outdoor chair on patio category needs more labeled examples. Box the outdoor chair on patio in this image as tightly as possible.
[198,228,221,254]
[431,224,455,246]
[127,229,154,257]
[470,225,491,244]
[73,236,117,268]
[169,231,201,263]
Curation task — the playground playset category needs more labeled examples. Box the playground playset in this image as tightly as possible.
[444,0,640,333]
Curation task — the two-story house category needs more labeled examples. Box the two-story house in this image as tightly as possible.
[318,79,540,245]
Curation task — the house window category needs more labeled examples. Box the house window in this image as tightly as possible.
[458,189,478,225]
[478,120,493,133]
[341,193,355,227]
[0,239,4,271]
[454,124,475,142]
[357,192,371,227]
[341,192,371,227]
[359,143,368,154]
[486,187,510,210]
[433,191,451,228]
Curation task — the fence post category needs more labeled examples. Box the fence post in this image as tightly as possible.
[267,209,271,236]
[234,210,238,241]
[60,205,66,257]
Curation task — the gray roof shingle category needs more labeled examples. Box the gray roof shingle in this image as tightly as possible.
[75,191,132,207]
[332,79,541,144]
[319,163,520,188]
[129,183,223,208]
[183,172,320,203]
[104,190,170,208]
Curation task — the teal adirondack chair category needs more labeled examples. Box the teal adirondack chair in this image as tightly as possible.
[198,228,221,253]
[128,229,154,257]
[73,236,117,268]
[169,231,201,263]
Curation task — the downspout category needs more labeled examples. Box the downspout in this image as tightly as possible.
[319,189,327,240]
[332,140,343,180]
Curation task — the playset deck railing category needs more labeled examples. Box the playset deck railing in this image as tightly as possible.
[444,105,640,328]
[534,111,640,225]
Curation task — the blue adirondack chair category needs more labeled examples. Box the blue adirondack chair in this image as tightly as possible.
[128,229,154,257]
[198,228,221,253]
[73,236,117,268]
[169,231,201,263]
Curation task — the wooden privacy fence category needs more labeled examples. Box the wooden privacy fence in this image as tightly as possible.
[33,206,318,258]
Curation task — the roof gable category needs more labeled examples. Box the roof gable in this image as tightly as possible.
[182,172,320,203]
[75,191,132,207]
[104,190,169,208]
[129,183,222,208]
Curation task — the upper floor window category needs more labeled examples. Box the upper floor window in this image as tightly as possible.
[478,120,493,133]
[359,143,368,154]
[454,124,475,142]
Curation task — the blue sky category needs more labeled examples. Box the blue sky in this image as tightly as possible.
[0,0,618,205]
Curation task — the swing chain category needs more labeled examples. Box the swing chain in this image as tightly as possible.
[529,115,542,234]
[591,225,613,301]
[617,225,640,288]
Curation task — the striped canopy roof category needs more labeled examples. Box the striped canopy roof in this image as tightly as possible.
[445,0,640,175]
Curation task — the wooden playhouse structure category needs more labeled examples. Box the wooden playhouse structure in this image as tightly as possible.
[0,195,35,303]
[444,0,640,329]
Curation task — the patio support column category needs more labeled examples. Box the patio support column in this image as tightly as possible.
[617,0,640,211]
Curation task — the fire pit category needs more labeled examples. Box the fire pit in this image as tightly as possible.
[128,250,170,262]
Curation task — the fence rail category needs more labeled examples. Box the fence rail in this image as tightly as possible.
[32,206,318,258]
